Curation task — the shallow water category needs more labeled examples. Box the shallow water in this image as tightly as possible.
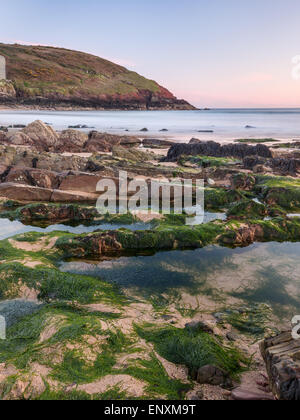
[0,212,226,240]
[0,218,151,240]
[1,109,300,142]
[60,242,300,320]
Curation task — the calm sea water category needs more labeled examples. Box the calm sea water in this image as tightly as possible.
[1,109,300,142]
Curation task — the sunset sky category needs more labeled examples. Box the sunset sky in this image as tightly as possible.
[1,0,300,107]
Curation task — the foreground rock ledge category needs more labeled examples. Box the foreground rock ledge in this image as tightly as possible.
[260,331,300,400]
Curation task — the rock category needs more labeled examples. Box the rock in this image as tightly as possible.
[197,365,230,386]
[260,331,300,400]
[5,167,58,189]
[18,203,98,222]
[85,131,141,153]
[56,129,88,152]
[185,320,214,334]
[112,146,148,162]
[0,131,8,145]
[230,173,256,191]
[0,183,53,201]
[164,140,272,162]
[227,199,268,220]
[21,120,59,151]
[51,189,99,203]
[226,332,239,342]
[245,125,256,129]
[198,130,214,133]
[140,128,148,132]
[142,138,174,149]
[58,171,106,194]
[231,388,274,400]
[159,129,168,132]
[7,132,34,147]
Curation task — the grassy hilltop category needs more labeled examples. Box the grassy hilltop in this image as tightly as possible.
[0,43,194,110]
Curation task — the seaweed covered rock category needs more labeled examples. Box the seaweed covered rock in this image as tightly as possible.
[227,199,268,220]
[112,146,149,162]
[165,140,272,162]
[260,331,300,400]
[15,203,98,222]
[204,188,245,210]
[230,173,256,191]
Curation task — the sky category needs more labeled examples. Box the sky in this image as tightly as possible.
[1,0,300,108]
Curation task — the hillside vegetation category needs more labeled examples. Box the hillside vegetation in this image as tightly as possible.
[0,43,194,110]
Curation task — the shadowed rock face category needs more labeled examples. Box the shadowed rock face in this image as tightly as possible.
[260,331,300,400]
[165,140,273,162]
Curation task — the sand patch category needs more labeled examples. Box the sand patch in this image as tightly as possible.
[78,374,146,397]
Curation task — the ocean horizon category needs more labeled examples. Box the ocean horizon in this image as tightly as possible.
[1,108,300,143]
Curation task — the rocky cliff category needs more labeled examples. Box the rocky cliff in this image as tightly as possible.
[0,43,195,110]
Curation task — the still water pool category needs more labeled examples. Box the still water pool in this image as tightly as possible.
[60,242,300,321]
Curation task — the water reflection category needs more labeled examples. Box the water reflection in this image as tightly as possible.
[60,242,300,320]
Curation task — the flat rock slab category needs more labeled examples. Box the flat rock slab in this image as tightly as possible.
[231,388,274,401]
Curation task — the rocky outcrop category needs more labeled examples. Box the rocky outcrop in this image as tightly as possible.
[5,167,58,189]
[56,217,300,258]
[243,156,300,176]
[85,131,141,153]
[16,203,98,222]
[56,129,88,153]
[165,140,273,162]
[260,331,300,400]
[21,121,59,152]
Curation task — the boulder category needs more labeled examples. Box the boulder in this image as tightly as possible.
[21,120,59,151]
[185,320,214,334]
[5,167,58,189]
[56,129,88,153]
[260,331,300,400]
[197,365,230,386]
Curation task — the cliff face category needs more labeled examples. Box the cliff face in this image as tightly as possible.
[0,43,195,110]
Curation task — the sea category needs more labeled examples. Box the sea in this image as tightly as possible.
[1,108,300,143]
